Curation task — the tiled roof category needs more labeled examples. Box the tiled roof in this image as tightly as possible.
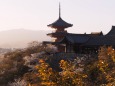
[106,26,115,35]
[84,35,115,46]
[59,33,115,46]
[47,17,73,28]
[60,34,90,44]
[47,32,67,36]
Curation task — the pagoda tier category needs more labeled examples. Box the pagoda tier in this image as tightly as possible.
[47,3,72,29]
[47,30,67,36]
[47,17,73,29]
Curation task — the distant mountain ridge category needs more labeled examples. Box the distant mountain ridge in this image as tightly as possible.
[0,29,51,48]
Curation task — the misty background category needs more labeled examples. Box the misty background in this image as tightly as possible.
[0,29,51,48]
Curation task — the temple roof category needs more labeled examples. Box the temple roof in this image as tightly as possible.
[47,17,73,28]
[84,35,115,46]
[59,32,115,46]
[106,26,115,35]
[47,32,67,36]
[59,34,90,44]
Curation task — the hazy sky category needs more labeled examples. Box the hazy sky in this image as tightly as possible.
[0,0,115,34]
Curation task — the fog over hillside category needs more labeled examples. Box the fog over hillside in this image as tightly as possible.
[0,29,51,48]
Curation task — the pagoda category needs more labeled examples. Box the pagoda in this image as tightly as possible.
[47,3,73,51]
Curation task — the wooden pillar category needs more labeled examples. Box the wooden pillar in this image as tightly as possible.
[65,43,67,53]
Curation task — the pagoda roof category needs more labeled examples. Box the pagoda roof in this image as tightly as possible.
[47,3,73,28]
[47,17,73,28]
[47,32,67,36]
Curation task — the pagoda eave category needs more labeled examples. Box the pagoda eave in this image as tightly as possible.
[47,32,67,37]
[47,25,72,29]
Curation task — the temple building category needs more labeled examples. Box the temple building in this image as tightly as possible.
[43,4,115,54]
[44,3,73,52]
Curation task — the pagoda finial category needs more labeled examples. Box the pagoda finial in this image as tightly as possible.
[59,2,61,18]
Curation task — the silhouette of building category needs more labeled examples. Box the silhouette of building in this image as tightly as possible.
[44,3,72,52]
[43,4,115,53]
[58,26,115,53]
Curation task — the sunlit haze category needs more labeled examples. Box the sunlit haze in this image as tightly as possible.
[0,0,115,34]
